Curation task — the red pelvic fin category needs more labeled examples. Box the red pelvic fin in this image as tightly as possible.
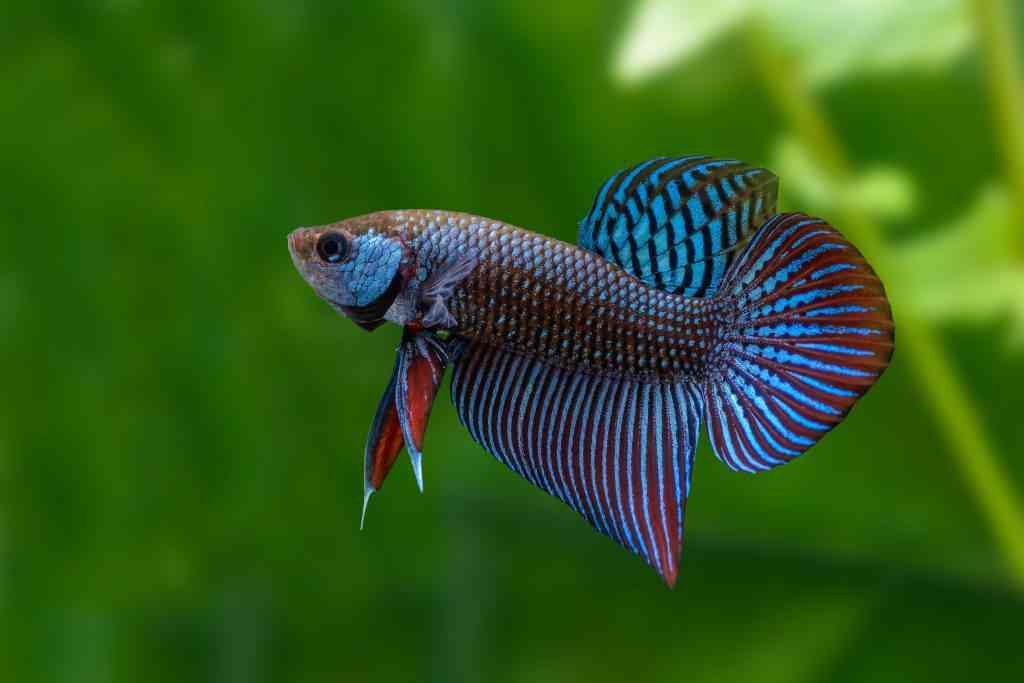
[362,328,453,522]
[364,360,405,492]
[395,329,451,492]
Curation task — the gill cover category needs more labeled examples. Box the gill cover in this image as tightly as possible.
[289,226,408,331]
[330,231,407,331]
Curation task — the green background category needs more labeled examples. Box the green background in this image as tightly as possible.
[3,2,1023,681]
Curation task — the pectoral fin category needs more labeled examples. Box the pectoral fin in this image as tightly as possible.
[420,252,478,329]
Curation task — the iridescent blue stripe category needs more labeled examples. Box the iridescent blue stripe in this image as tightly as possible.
[513,358,544,487]
[553,372,586,513]
[488,352,522,476]
[613,158,663,202]
[796,342,874,356]
[647,155,705,186]
[598,379,621,545]
[803,305,870,317]
[770,395,829,431]
[589,378,614,536]
[478,348,510,466]
[723,380,782,468]
[667,384,683,517]
[569,375,599,528]
[538,362,570,500]
[524,362,556,493]
[502,354,536,484]
[613,381,641,556]
[728,367,814,447]
[638,383,661,571]
[654,384,671,561]
[733,356,842,415]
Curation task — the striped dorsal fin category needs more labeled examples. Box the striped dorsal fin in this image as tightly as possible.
[450,343,703,586]
[578,156,778,297]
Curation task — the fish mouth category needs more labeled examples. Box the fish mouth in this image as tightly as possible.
[288,227,313,268]
[286,228,309,264]
[337,269,405,332]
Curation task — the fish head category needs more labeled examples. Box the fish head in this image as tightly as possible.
[288,214,410,331]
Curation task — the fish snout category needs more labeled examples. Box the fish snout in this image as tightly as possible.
[289,227,320,261]
[288,227,310,253]
[288,228,320,275]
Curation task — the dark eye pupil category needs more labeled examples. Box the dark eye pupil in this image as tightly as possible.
[316,233,347,263]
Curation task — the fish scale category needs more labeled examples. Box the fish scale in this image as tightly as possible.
[389,209,722,381]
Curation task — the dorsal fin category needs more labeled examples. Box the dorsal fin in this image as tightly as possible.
[578,156,778,297]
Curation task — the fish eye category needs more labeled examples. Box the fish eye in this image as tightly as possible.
[316,232,349,264]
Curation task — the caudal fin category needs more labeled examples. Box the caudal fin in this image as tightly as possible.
[704,213,894,473]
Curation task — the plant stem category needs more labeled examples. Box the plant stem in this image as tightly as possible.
[969,0,1024,255]
[746,20,1024,592]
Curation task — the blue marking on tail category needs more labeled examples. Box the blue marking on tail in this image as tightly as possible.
[703,213,894,473]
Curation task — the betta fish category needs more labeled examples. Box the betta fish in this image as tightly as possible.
[288,156,894,586]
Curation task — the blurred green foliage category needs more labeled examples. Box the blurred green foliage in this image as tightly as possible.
[2,1,1023,681]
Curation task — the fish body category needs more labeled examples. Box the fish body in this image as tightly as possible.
[288,155,894,585]
[295,209,725,381]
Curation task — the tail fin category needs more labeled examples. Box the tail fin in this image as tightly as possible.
[704,213,894,473]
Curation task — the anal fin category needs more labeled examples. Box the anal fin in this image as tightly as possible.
[450,344,703,586]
